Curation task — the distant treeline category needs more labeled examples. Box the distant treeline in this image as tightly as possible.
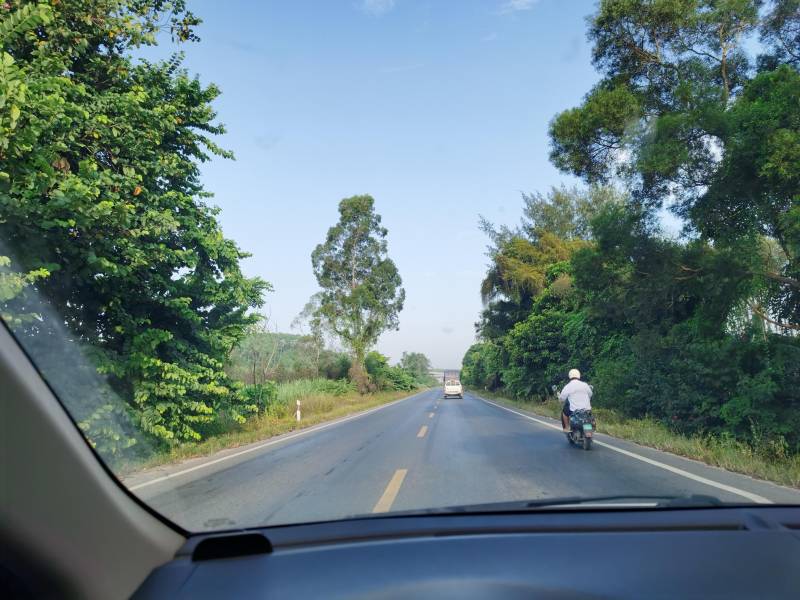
[227,328,437,407]
[226,331,352,384]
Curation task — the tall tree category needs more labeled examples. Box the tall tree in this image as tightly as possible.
[310,196,405,391]
[548,0,799,329]
[0,0,268,449]
[476,186,615,340]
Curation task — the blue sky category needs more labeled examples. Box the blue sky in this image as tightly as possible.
[142,0,601,368]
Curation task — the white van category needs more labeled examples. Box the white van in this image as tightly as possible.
[444,379,463,399]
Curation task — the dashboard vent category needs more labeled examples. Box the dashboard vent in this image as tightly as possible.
[192,533,272,561]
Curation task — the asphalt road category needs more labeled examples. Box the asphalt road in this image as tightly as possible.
[130,389,800,531]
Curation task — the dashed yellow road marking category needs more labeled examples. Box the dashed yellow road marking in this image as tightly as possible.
[417,425,428,438]
[372,469,408,513]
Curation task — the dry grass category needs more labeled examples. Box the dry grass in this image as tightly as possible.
[122,386,422,475]
[475,390,800,489]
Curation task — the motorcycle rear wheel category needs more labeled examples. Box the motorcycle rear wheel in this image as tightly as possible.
[583,437,592,451]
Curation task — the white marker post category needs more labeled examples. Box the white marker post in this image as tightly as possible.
[295,400,301,422]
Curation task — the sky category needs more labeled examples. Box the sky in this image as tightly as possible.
[140,0,602,368]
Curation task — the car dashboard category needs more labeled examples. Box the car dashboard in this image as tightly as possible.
[134,506,800,599]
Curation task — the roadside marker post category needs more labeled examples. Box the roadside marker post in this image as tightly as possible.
[296,400,301,422]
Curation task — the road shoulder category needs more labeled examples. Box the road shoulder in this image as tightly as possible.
[122,389,429,492]
[471,392,800,504]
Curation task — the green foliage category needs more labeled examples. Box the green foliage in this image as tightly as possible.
[521,185,624,241]
[0,0,268,450]
[309,195,405,390]
[461,342,504,391]
[398,351,436,385]
[241,381,279,414]
[227,328,352,384]
[760,0,800,68]
[478,186,616,341]
[482,1,800,457]
[695,65,800,327]
[265,378,357,418]
[465,195,800,453]
[501,311,572,398]
[365,351,420,392]
[0,255,48,325]
[549,0,799,328]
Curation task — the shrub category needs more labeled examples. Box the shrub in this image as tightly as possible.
[242,382,279,414]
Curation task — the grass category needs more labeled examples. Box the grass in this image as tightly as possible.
[121,382,423,476]
[274,377,354,405]
[474,389,800,489]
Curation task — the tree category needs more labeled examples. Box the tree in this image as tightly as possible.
[548,0,799,328]
[0,0,268,448]
[310,196,405,391]
[398,351,434,384]
[476,186,611,340]
[522,185,624,242]
[292,292,330,377]
[760,0,800,68]
[229,316,285,386]
[465,0,800,456]
[693,66,800,329]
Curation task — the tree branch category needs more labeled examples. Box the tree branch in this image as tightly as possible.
[748,302,800,331]
[763,271,800,290]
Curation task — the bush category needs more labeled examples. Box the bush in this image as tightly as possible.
[365,351,420,391]
[381,366,418,391]
[242,382,279,414]
[461,342,504,391]
[321,353,352,380]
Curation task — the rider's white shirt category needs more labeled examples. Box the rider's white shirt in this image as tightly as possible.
[558,379,593,411]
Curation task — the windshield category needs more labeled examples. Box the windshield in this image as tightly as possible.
[2,0,799,533]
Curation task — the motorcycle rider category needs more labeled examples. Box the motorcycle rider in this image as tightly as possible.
[558,368,592,432]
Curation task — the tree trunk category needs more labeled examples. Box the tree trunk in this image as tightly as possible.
[349,346,370,394]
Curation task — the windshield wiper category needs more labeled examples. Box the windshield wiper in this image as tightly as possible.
[385,494,726,517]
[519,494,725,509]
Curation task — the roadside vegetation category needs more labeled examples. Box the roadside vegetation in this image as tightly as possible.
[304,195,407,392]
[0,1,430,469]
[124,381,419,473]
[127,347,436,471]
[463,1,800,477]
[477,391,800,489]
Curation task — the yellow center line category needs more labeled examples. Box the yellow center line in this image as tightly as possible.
[417,425,428,438]
[428,412,434,418]
[372,468,408,513]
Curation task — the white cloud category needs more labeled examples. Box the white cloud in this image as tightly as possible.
[359,0,396,16]
[499,0,539,14]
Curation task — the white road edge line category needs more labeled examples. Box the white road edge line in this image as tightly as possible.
[128,391,425,491]
[477,396,772,505]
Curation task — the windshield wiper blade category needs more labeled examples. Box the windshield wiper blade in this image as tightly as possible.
[387,494,726,516]
[521,494,725,509]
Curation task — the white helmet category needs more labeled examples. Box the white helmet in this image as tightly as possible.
[568,368,581,380]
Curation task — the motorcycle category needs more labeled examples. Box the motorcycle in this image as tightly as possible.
[566,409,596,451]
